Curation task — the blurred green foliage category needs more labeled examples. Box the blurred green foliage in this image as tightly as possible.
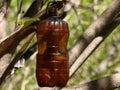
[1,0,120,90]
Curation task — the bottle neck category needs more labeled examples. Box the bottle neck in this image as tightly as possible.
[47,6,58,18]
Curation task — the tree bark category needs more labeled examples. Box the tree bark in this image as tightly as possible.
[69,17,120,77]
[0,0,11,21]
[68,0,120,67]
[0,33,35,85]
[62,73,120,90]
[0,26,35,58]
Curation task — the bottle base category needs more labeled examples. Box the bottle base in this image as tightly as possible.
[36,68,69,87]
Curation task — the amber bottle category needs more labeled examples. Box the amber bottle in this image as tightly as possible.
[36,3,69,87]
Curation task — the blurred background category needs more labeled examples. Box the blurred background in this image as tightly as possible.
[0,0,120,90]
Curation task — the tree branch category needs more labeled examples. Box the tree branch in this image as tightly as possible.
[62,73,120,90]
[68,0,120,67]
[0,33,35,85]
[69,17,120,77]
[0,0,47,59]
[0,0,11,21]
[0,26,35,58]
[24,0,47,17]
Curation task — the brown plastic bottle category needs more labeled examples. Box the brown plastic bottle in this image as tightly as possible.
[36,3,69,87]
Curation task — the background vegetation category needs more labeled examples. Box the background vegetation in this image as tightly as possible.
[0,0,120,90]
